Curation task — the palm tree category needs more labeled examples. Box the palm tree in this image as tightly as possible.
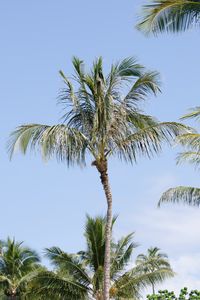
[30,215,174,300]
[137,0,200,35]
[8,57,189,300]
[0,238,40,299]
[159,107,200,206]
[136,247,171,294]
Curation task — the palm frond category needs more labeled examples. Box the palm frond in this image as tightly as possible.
[111,233,137,279]
[59,70,78,107]
[159,186,200,206]
[105,57,144,108]
[112,267,174,299]
[137,0,200,34]
[8,124,90,165]
[80,215,117,272]
[72,56,85,82]
[177,151,200,167]
[177,133,200,148]
[181,106,200,120]
[123,71,161,105]
[114,122,191,163]
[117,57,144,77]
[0,275,11,289]
[45,247,91,287]
[29,271,89,300]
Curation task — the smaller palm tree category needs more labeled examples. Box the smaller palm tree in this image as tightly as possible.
[137,0,200,35]
[136,247,172,294]
[159,107,200,207]
[0,238,41,299]
[31,216,174,300]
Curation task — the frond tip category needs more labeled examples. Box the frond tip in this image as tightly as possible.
[159,186,200,207]
[181,106,200,120]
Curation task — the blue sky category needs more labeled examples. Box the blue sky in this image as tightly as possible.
[1,0,200,293]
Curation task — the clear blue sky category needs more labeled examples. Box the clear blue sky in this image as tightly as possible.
[1,0,200,292]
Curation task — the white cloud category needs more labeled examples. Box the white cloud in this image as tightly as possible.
[133,207,200,252]
[116,172,200,295]
[159,254,200,294]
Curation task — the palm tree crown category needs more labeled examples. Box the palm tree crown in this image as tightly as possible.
[137,0,200,34]
[31,216,174,300]
[0,238,40,299]
[136,247,171,294]
[9,56,189,165]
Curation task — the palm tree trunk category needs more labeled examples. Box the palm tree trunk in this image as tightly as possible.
[152,282,155,294]
[93,159,112,300]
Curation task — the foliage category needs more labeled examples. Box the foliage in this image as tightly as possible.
[137,0,200,34]
[159,107,200,207]
[30,216,174,300]
[8,57,191,299]
[136,247,171,293]
[0,238,41,299]
[146,288,200,299]
[9,56,190,166]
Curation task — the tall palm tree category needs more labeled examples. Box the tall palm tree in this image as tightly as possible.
[136,0,200,34]
[8,57,189,300]
[159,107,200,206]
[136,247,171,294]
[30,215,174,300]
[0,238,40,299]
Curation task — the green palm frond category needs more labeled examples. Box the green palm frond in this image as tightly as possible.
[81,215,107,271]
[8,124,91,165]
[173,121,200,167]
[108,57,144,85]
[177,151,200,167]
[175,132,200,167]
[112,267,174,299]
[177,133,200,148]
[45,247,91,287]
[114,122,191,163]
[159,186,200,206]
[0,275,11,291]
[79,215,117,272]
[181,106,200,120]
[137,0,200,34]
[111,233,137,279]
[28,271,89,300]
[59,70,78,107]
[123,71,161,105]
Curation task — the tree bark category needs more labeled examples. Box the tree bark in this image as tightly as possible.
[152,282,155,294]
[94,159,112,300]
